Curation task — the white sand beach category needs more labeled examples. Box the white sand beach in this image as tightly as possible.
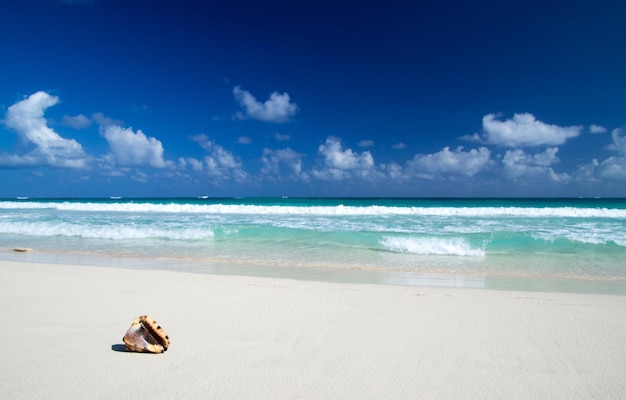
[1,259,625,399]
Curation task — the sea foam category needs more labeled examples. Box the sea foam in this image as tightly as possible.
[0,220,214,240]
[380,236,485,256]
[2,201,626,218]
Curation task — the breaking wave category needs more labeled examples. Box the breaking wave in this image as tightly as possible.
[0,221,214,240]
[2,201,626,218]
[380,236,485,256]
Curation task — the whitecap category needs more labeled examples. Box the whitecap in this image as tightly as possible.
[380,236,485,256]
[2,201,625,219]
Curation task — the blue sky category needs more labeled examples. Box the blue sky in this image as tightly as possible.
[1,0,625,197]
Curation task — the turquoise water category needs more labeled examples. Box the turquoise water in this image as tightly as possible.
[1,197,625,292]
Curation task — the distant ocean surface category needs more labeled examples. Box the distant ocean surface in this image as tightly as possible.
[1,197,625,292]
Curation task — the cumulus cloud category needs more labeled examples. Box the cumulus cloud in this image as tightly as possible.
[233,86,298,123]
[2,91,88,168]
[261,148,306,180]
[607,128,626,156]
[597,157,626,180]
[573,130,626,184]
[589,124,607,134]
[501,147,568,181]
[273,132,291,142]
[205,145,246,180]
[318,137,374,170]
[392,142,406,150]
[312,137,378,181]
[190,135,246,180]
[573,159,600,184]
[478,113,582,147]
[382,161,403,179]
[575,129,626,181]
[237,136,252,144]
[574,156,626,182]
[100,125,168,168]
[357,140,374,147]
[61,114,92,129]
[189,133,213,151]
[406,146,491,179]
[209,145,240,169]
[187,157,204,172]
[92,112,123,128]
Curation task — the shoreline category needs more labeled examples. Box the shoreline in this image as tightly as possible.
[1,258,625,399]
[2,249,625,295]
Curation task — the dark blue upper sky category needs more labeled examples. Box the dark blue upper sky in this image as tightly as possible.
[1,0,625,197]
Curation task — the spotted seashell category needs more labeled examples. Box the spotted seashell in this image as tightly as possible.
[123,315,170,353]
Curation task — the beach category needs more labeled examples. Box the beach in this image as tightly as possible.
[1,258,625,399]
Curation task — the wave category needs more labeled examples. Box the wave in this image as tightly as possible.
[380,236,485,256]
[0,221,215,240]
[533,231,626,247]
[2,201,626,218]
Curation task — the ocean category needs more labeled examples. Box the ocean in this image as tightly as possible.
[1,197,625,293]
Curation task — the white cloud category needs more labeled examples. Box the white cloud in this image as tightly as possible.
[575,156,626,182]
[189,133,217,152]
[312,137,378,181]
[573,159,600,184]
[574,129,626,182]
[391,142,406,150]
[406,146,491,179]
[479,113,582,147]
[607,128,626,156]
[233,86,298,123]
[92,112,123,128]
[237,136,252,144]
[502,147,568,181]
[204,144,246,181]
[589,124,607,134]
[100,125,168,168]
[358,139,374,147]
[210,145,241,169]
[381,161,403,179]
[132,170,149,183]
[2,91,88,168]
[261,148,306,180]
[176,157,187,170]
[190,135,246,180]
[597,157,626,180]
[62,114,92,129]
[273,132,291,142]
[175,157,203,173]
[188,158,204,172]
[318,136,374,170]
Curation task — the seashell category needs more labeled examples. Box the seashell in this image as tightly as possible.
[123,315,170,353]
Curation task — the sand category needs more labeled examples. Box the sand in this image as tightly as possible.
[1,259,625,400]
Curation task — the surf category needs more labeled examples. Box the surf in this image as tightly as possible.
[2,200,626,219]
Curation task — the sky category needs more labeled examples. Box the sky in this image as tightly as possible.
[1,0,625,198]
